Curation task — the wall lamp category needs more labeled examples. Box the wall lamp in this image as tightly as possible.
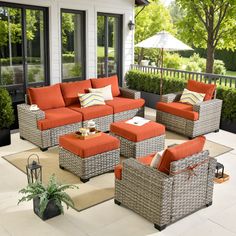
[128,20,135,30]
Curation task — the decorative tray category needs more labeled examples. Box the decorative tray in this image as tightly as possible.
[75,130,101,140]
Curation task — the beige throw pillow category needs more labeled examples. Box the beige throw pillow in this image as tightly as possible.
[78,93,105,107]
[180,88,205,105]
[89,85,113,101]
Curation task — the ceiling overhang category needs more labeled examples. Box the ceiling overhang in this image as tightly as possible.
[135,0,150,6]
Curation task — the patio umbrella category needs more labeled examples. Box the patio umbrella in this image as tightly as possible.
[135,30,193,96]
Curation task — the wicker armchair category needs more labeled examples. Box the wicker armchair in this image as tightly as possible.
[115,150,216,231]
[156,86,223,138]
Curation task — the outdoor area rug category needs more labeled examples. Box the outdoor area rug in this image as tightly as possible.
[3,147,115,212]
[3,131,233,212]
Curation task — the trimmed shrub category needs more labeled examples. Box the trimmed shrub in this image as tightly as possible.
[163,53,182,69]
[214,60,226,75]
[0,88,14,129]
[125,69,236,122]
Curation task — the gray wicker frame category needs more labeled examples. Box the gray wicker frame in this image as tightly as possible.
[156,93,223,138]
[59,147,120,181]
[17,104,82,150]
[17,87,144,150]
[115,150,216,231]
[111,133,165,158]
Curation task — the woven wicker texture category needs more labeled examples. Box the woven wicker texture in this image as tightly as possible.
[156,93,222,138]
[111,133,165,158]
[59,147,120,179]
[115,150,216,229]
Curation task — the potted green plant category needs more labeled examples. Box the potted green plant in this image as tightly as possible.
[0,87,14,147]
[18,174,79,220]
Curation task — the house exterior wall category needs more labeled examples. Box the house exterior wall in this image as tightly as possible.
[2,0,135,85]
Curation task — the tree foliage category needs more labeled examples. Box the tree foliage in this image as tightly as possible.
[176,0,236,73]
[135,0,175,63]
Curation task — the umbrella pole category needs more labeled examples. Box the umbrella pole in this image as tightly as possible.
[160,48,164,98]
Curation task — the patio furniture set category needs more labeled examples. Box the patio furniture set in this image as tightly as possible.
[17,75,221,230]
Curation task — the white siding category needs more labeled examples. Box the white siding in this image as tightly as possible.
[2,0,135,84]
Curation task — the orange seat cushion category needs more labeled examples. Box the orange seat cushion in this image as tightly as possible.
[59,133,120,158]
[138,153,156,165]
[106,97,145,114]
[158,136,206,174]
[187,80,216,101]
[114,164,123,180]
[60,80,92,106]
[28,84,65,110]
[156,102,199,121]
[114,153,155,180]
[37,107,82,131]
[90,75,120,97]
[110,121,165,142]
[68,104,113,121]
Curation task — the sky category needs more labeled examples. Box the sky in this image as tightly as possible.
[160,0,174,6]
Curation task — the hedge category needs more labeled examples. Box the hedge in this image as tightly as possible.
[180,48,236,71]
[125,69,236,122]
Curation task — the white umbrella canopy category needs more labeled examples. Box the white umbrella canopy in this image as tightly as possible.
[135,30,193,96]
[135,30,193,50]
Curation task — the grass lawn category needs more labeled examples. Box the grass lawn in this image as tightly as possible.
[226,71,236,77]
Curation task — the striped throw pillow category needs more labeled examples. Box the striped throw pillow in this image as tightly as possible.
[180,88,205,105]
[78,93,105,107]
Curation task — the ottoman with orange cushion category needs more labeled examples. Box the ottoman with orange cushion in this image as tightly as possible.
[59,132,120,182]
[110,120,165,159]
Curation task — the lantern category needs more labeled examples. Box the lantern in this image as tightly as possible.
[215,162,224,179]
[26,154,42,184]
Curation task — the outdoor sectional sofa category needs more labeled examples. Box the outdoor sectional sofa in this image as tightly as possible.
[17,75,145,151]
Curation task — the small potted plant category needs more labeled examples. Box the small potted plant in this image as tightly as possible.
[0,87,14,147]
[18,174,79,220]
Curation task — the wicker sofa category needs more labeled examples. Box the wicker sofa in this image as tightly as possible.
[114,136,216,231]
[18,75,144,151]
[156,80,222,138]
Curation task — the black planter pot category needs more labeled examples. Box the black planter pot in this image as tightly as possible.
[220,120,236,134]
[0,128,11,147]
[33,197,61,220]
[141,91,160,109]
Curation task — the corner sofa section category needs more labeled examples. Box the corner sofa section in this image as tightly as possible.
[17,76,145,151]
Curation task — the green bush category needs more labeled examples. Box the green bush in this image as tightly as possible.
[214,60,226,75]
[185,61,202,73]
[163,53,182,69]
[0,87,14,129]
[125,69,236,122]
[126,70,186,95]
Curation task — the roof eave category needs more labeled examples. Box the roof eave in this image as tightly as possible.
[135,0,150,6]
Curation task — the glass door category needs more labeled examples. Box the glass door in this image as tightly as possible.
[97,13,122,84]
[0,6,24,101]
[0,3,49,103]
[61,9,85,82]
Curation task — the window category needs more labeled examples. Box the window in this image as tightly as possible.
[97,13,122,85]
[61,9,85,82]
[0,2,49,103]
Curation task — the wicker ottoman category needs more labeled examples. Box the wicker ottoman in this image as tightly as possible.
[110,120,165,158]
[59,133,120,182]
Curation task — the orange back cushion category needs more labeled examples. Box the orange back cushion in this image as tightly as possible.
[28,84,65,110]
[91,75,120,97]
[157,136,206,174]
[60,80,92,106]
[187,80,216,101]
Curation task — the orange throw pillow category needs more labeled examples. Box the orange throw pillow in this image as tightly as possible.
[28,84,65,110]
[90,75,120,97]
[60,80,92,106]
[157,136,206,174]
[187,80,216,101]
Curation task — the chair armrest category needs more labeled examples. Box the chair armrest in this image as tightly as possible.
[121,158,173,193]
[18,104,45,120]
[17,104,45,129]
[161,92,182,103]
[193,99,222,117]
[119,87,141,99]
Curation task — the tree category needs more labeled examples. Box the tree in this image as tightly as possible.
[135,0,175,64]
[176,0,236,73]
